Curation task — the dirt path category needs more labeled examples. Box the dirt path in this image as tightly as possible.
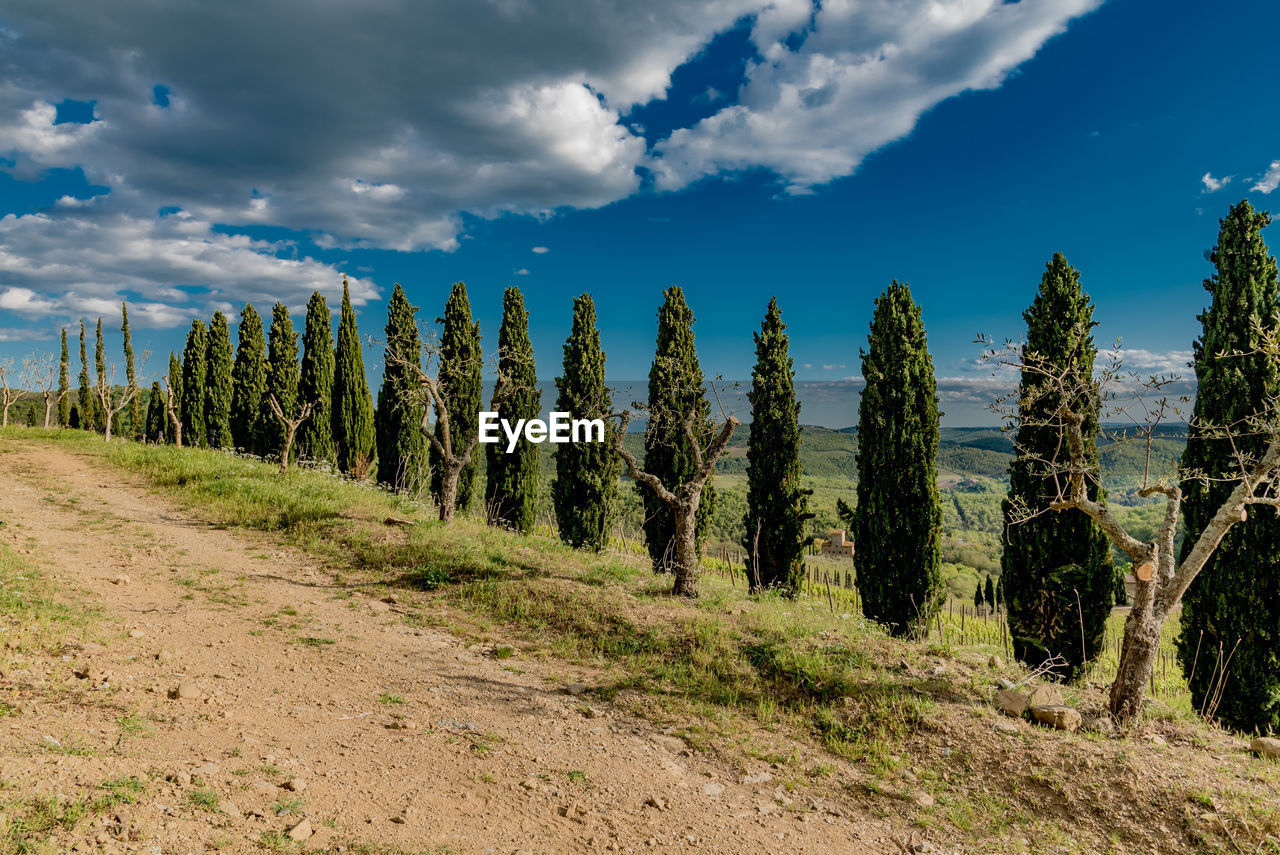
[0,441,898,855]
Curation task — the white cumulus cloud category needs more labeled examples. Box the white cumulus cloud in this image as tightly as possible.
[1253,161,1280,194]
[1201,172,1231,193]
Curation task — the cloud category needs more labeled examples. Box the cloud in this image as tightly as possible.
[1201,172,1231,193]
[514,268,531,276]
[0,1,1099,322]
[1253,161,1280,194]
[821,363,845,371]
[0,210,375,327]
[531,246,550,254]
[654,0,1103,192]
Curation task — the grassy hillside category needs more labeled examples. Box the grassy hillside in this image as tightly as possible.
[2,425,1274,855]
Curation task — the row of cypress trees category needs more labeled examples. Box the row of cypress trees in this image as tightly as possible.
[149,281,376,476]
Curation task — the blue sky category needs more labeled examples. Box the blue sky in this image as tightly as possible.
[1,0,1278,425]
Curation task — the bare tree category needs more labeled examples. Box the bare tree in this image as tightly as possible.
[161,376,183,448]
[985,331,1280,723]
[0,358,23,427]
[611,408,739,598]
[385,335,516,523]
[24,352,64,428]
[94,361,138,443]
[267,394,316,474]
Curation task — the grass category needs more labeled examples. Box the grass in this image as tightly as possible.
[273,797,306,816]
[378,693,406,705]
[186,787,220,812]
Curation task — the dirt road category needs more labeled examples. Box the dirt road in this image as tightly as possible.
[0,441,899,854]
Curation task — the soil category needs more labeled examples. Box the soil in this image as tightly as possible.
[0,442,904,854]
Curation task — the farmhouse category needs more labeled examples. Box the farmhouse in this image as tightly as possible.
[821,529,855,559]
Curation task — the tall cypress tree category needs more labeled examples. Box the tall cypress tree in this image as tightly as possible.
[121,303,143,441]
[852,281,943,638]
[485,287,541,533]
[985,576,996,611]
[742,297,812,594]
[205,312,234,449]
[552,294,617,550]
[1002,253,1114,679]
[165,352,183,445]
[333,278,375,476]
[144,381,165,442]
[375,284,425,489]
[231,304,267,451]
[260,303,300,461]
[298,292,336,463]
[57,327,70,426]
[93,317,109,434]
[180,319,208,446]
[431,282,483,511]
[77,321,95,431]
[1177,200,1280,732]
[641,286,715,573]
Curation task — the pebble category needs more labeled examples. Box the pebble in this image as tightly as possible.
[651,735,686,754]
[702,782,724,796]
[171,682,200,700]
[565,683,589,696]
[127,629,145,639]
[282,777,307,793]
[285,818,312,841]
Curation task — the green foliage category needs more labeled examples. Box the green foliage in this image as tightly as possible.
[230,303,267,451]
[552,294,617,550]
[145,380,165,442]
[204,311,234,449]
[639,287,716,572]
[742,297,812,594]
[375,283,424,489]
[1177,200,1280,733]
[77,321,95,432]
[121,303,144,440]
[984,575,995,609]
[333,278,375,476]
[58,327,70,427]
[431,282,483,509]
[1002,253,1113,680]
[180,319,208,446]
[261,303,300,461]
[298,291,336,463]
[165,352,182,445]
[485,287,541,533]
[853,281,943,637]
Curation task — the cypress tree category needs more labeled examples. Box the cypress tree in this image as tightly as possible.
[1177,200,1280,733]
[853,281,943,638]
[298,292,336,463]
[77,321,95,431]
[93,318,108,434]
[375,284,425,489]
[68,404,80,429]
[57,328,70,426]
[260,303,300,461]
[180,319,208,446]
[1001,254,1114,679]
[430,282,483,511]
[641,286,715,573]
[121,303,143,441]
[984,575,996,611]
[205,312,234,449]
[552,294,617,550]
[974,586,984,613]
[742,297,812,594]
[333,278,375,476]
[231,304,267,451]
[144,381,165,442]
[485,287,541,533]
[165,352,183,445]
